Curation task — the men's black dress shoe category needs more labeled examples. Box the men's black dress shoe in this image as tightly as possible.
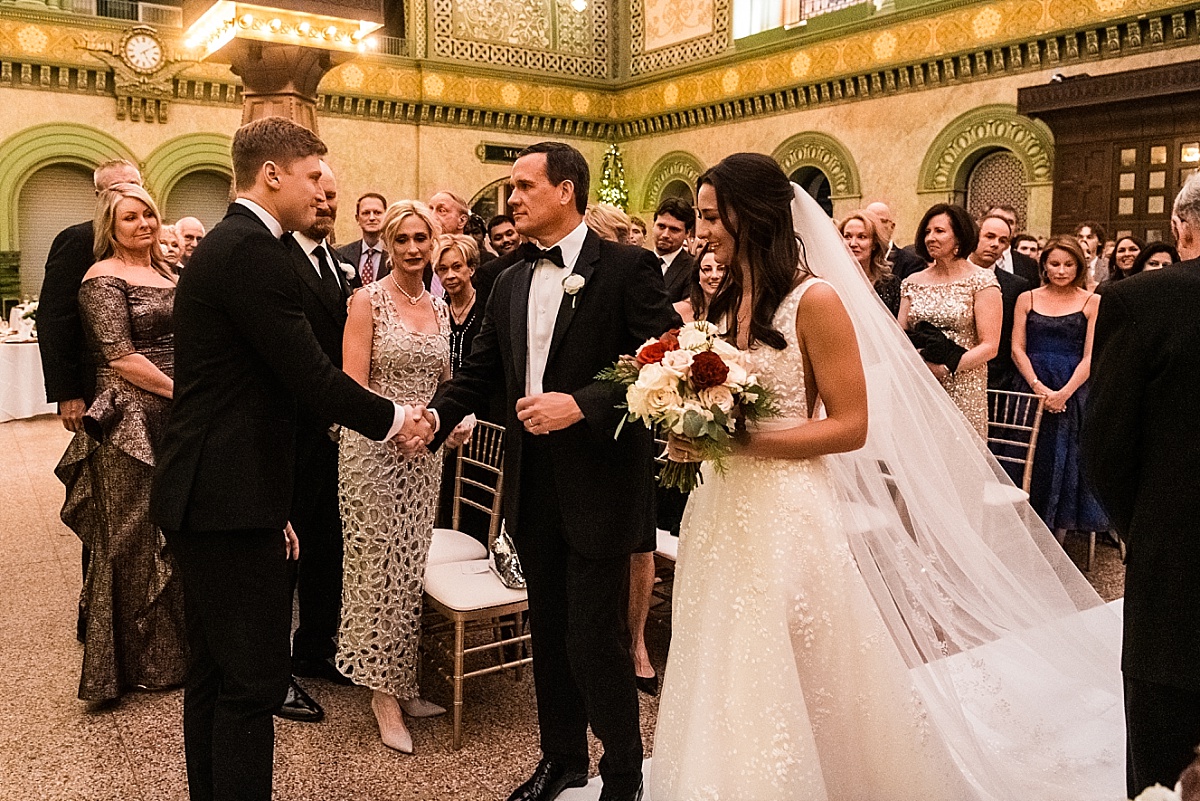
[635,672,658,697]
[292,657,353,686]
[505,758,589,801]
[597,780,643,801]
[275,677,324,723]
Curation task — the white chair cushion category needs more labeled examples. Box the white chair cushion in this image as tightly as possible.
[425,560,527,612]
[428,528,489,566]
[983,482,1029,506]
[654,529,678,561]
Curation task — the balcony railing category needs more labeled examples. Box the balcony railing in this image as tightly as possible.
[67,0,183,27]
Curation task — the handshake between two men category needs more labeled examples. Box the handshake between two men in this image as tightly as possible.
[393,404,474,457]
[392,391,586,456]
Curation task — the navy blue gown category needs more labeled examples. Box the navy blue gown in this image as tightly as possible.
[1015,309,1109,531]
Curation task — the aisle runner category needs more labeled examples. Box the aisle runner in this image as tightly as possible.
[563,600,1124,801]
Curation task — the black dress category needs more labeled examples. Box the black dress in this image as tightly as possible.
[437,294,489,539]
[55,276,186,702]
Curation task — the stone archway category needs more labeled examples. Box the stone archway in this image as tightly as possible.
[917,104,1054,230]
[0,123,136,253]
[641,151,705,215]
[142,133,233,203]
[771,131,861,215]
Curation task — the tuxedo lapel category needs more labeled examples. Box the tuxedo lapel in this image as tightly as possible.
[546,230,599,368]
[511,259,534,391]
[288,238,346,322]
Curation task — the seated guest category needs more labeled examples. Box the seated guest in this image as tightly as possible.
[338,192,389,288]
[57,182,185,704]
[629,215,647,248]
[337,200,472,752]
[158,224,181,273]
[485,214,521,258]
[653,197,696,301]
[585,202,632,244]
[1131,241,1179,273]
[839,210,901,317]
[174,217,206,268]
[674,247,727,324]
[899,204,1001,438]
[968,215,1030,390]
[865,200,926,280]
[1013,233,1041,261]
[1011,237,1106,542]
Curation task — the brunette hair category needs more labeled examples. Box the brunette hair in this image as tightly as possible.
[94,183,174,280]
[655,196,696,233]
[231,116,327,191]
[356,192,388,213]
[697,153,805,350]
[913,203,977,262]
[1130,242,1179,272]
[1107,235,1146,281]
[687,246,729,320]
[1038,236,1089,288]
[518,142,590,215]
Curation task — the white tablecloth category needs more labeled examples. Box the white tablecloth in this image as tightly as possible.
[0,342,55,423]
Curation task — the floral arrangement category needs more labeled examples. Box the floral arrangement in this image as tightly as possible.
[20,300,37,321]
[597,320,777,492]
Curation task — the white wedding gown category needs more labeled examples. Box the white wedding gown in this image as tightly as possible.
[649,279,1125,801]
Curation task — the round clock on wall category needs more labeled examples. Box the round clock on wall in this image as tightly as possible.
[120,28,164,74]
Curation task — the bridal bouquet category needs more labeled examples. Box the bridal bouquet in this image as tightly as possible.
[597,321,777,492]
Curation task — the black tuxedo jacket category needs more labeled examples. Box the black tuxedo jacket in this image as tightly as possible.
[286,237,351,426]
[431,228,680,557]
[888,243,927,280]
[37,220,96,403]
[1009,250,1041,286]
[150,204,394,533]
[661,249,695,303]
[475,249,524,314]
[987,266,1030,390]
[1083,260,1200,690]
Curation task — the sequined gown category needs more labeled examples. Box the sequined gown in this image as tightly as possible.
[55,276,186,702]
[900,268,999,437]
[650,280,973,801]
[336,283,450,696]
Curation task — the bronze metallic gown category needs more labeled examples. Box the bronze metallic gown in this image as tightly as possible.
[56,275,186,702]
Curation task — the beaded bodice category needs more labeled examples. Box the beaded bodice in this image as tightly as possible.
[365,281,449,405]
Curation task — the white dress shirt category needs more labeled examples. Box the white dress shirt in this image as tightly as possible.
[996,248,1014,274]
[292,231,333,277]
[657,246,683,275]
[527,220,589,395]
[233,197,410,441]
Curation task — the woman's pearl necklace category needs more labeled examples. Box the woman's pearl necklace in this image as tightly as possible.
[389,271,426,306]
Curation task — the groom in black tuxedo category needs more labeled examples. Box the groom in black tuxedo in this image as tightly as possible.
[429,142,679,801]
[1084,175,1200,800]
[151,117,431,801]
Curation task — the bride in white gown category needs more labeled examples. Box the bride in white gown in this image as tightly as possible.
[649,154,1125,801]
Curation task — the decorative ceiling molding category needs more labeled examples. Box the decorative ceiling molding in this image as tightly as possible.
[630,0,730,76]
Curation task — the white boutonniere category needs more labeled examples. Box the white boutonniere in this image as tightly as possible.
[563,273,585,308]
[338,261,355,282]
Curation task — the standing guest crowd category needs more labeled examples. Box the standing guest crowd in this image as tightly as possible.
[28,119,1200,801]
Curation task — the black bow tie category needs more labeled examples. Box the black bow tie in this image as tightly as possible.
[520,242,566,269]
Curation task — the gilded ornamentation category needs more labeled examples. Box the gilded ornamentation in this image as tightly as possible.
[771,132,861,199]
[631,0,730,75]
[556,0,592,56]
[872,32,897,61]
[791,51,812,78]
[340,63,365,91]
[572,91,590,113]
[16,26,47,55]
[1095,0,1127,11]
[452,0,551,49]
[501,83,521,105]
[644,0,714,52]
[423,73,445,98]
[972,8,1002,40]
[721,68,740,95]
[79,26,195,124]
[663,83,679,105]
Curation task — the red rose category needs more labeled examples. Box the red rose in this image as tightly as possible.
[690,350,729,389]
[637,341,668,365]
[659,329,681,351]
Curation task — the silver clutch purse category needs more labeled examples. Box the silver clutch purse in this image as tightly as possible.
[492,524,526,590]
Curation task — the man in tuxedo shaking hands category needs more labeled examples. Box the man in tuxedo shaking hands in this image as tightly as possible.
[429,142,679,801]
[1084,173,1200,800]
[150,117,431,801]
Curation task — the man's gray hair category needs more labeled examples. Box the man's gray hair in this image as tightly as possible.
[1173,172,1200,227]
[93,159,140,190]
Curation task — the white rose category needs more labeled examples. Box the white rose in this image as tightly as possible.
[722,359,749,389]
[636,362,677,392]
[698,385,735,414]
[644,385,683,417]
[710,337,740,359]
[626,384,651,418]
[562,273,586,295]
[660,348,695,376]
[677,322,714,351]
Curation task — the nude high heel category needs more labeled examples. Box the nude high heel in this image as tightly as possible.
[371,691,413,754]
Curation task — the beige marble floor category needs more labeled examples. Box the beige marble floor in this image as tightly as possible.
[0,415,1122,800]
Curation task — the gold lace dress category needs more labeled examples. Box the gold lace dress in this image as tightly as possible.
[335,283,450,696]
[650,280,972,800]
[55,276,186,702]
[900,268,999,437]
